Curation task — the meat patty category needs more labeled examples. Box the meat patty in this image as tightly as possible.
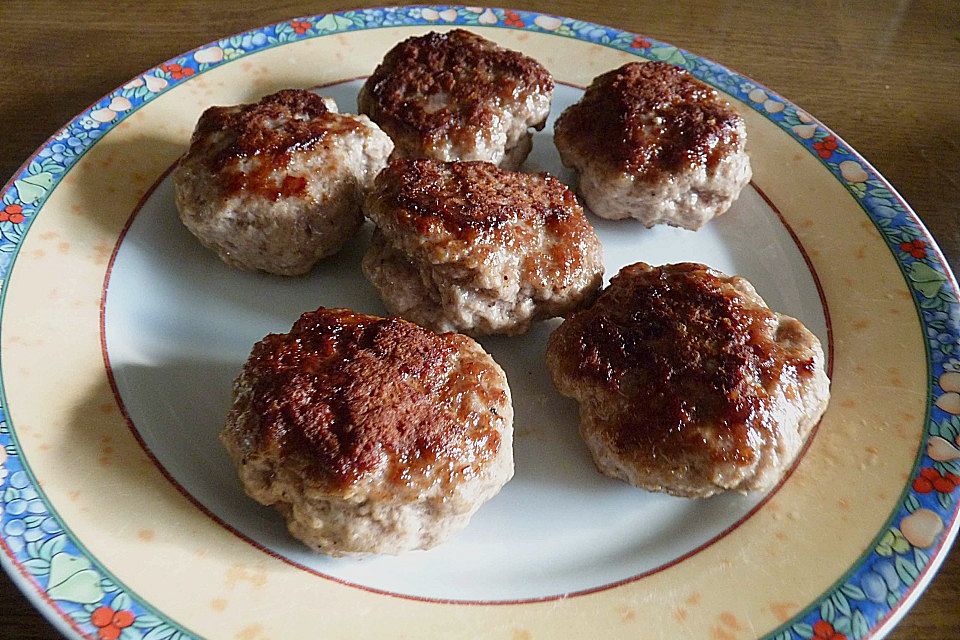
[554,62,752,229]
[221,307,514,556]
[174,89,393,275]
[358,29,553,170]
[362,159,604,336]
[546,263,829,498]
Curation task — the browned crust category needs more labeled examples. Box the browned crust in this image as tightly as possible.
[366,159,599,277]
[547,263,817,467]
[184,89,363,200]
[358,29,553,150]
[554,62,745,181]
[238,308,506,487]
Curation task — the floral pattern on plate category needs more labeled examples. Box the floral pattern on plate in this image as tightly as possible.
[0,6,956,640]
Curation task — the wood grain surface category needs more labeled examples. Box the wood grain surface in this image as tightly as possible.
[0,1,957,638]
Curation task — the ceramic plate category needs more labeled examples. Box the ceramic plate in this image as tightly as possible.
[1,6,958,640]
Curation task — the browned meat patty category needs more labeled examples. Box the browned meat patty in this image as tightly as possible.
[221,308,514,556]
[546,263,829,498]
[554,62,751,229]
[362,159,604,336]
[358,29,553,170]
[174,89,393,275]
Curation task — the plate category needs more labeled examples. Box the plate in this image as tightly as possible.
[0,6,957,639]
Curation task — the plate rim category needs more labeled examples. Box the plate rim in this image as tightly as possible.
[0,5,957,640]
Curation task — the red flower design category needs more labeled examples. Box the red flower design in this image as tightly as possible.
[913,467,959,494]
[90,606,135,640]
[812,619,847,640]
[0,204,25,224]
[291,20,312,35]
[161,62,194,80]
[504,10,524,27]
[632,36,652,49]
[899,239,927,259]
[812,135,838,159]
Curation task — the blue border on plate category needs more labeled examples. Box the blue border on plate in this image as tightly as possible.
[0,6,957,640]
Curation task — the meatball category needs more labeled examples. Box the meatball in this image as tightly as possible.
[174,89,393,275]
[546,263,829,498]
[554,62,752,229]
[362,159,604,336]
[221,308,513,556]
[358,29,553,170]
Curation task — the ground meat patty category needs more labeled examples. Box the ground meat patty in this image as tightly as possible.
[546,263,829,498]
[174,89,393,275]
[358,29,553,170]
[221,307,514,556]
[362,159,604,336]
[554,62,752,229]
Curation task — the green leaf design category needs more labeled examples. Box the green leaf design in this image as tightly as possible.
[112,591,133,611]
[820,598,836,622]
[895,554,920,585]
[891,528,911,554]
[349,14,366,27]
[831,591,851,616]
[905,494,920,513]
[22,558,50,576]
[69,609,91,624]
[120,627,143,640]
[903,493,920,513]
[46,553,103,604]
[886,591,899,608]
[938,488,953,510]
[649,46,689,67]
[931,418,943,438]
[914,547,929,572]
[949,417,960,439]
[852,610,870,640]
[773,632,793,640]
[38,534,67,561]
[14,172,54,205]
[908,262,947,298]
[849,183,867,197]
[792,622,815,639]
[4,487,20,501]
[876,527,911,555]
[314,13,353,32]
[142,625,178,640]
[833,615,852,635]
[133,614,163,629]
[841,583,867,600]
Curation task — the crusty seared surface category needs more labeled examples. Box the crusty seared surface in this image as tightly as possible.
[174,89,393,275]
[221,308,513,556]
[362,159,604,336]
[554,62,751,229]
[546,263,829,498]
[358,29,553,170]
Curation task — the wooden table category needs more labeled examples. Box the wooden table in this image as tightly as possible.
[0,1,957,638]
